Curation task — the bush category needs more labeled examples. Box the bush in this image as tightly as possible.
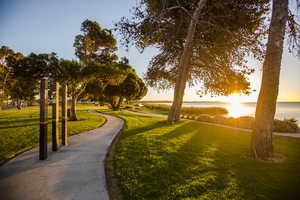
[142,104,170,114]
[236,116,255,129]
[124,105,134,110]
[142,104,228,116]
[195,114,213,123]
[273,118,299,133]
[212,115,228,125]
[141,104,299,133]
[181,106,228,116]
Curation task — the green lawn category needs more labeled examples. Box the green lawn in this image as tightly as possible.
[105,110,300,200]
[0,105,105,165]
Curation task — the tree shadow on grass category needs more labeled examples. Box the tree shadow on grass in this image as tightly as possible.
[119,120,167,139]
[0,124,37,129]
[117,122,252,199]
[0,118,39,128]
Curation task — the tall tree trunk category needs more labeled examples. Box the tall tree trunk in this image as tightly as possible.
[69,93,78,121]
[167,0,206,124]
[173,69,189,122]
[251,0,288,159]
[17,99,22,110]
[116,96,124,111]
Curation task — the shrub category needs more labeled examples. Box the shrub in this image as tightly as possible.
[226,117,238,127]
[142,104,228,116]
[212,115,228,125]
[142,104,170,114]
[189,115,196,120]
[236,116,255,129]
[124,105,134,110]
[181,106,228,116]
[195,114,213,123]
[273,118,299,133]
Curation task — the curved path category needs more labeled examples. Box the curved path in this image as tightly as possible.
[0,111,124,200]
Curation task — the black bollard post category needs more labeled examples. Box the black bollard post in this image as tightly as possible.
[52,82,59,151]
[40,79,48,160]
[62,84,68,146]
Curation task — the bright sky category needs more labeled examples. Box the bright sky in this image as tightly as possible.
[1,0,299,102]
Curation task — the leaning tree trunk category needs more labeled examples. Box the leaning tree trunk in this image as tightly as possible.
[167,0,206,124]
[173,69,189,122]
[251,0,288,159]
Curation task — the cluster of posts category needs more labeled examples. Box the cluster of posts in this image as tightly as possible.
[39,79,68,160]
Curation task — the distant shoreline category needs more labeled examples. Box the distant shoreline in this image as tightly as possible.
[138,100,300,104]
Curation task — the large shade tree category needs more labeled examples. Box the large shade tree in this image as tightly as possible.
[116,0,269,124]
[104,70,148,111]
[57,59,96,120]
[83,57,136,106]
[7,52,58,109]
[64,19,125,120]
[0,46,16,109]
[251,0,300,159]
[58,59,128,121]
[74,19,118,64]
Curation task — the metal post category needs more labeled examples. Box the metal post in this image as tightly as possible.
[52,82,59,151]
[62,84,68,145]
[40,79,48,160]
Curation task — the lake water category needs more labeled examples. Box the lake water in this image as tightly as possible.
[153,101,300,124]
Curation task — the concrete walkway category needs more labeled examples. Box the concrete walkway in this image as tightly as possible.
[0,111,124,200]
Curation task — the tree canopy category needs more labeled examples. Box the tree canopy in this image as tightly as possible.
[103,59,148,110]
[74,19,118,64]
[116,0,269,123]
[117,0,268,93]
[1,19,147,114]
[5,52,58,109]
[0,46,16,108]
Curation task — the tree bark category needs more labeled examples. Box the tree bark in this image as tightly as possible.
[251,0,288,159]
[167,0,206,124]
[17,99,22,110]
[116,96,124,111]
[69,93,78,121]
[69,83,88,121]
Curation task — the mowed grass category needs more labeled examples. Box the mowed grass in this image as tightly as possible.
[0,105,105,165]
[107,111,300,200]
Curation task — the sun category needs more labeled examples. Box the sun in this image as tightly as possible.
[227,93,245,118]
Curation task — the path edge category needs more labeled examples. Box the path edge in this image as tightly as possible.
[103,113,126,200]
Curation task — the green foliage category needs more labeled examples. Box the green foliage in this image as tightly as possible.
[74,19,118,64]
[195,115,298,133]
[273,118,299,133]
[0,105,105,165]
[108,111,300,199]
[103,59,148,111]
[0,46,15,105]
[142,104,171,114]
[5,52,59,105]
[116,0,269,96]
[181,106,228,116]
[140,104,299,133]
[142,104,228,116]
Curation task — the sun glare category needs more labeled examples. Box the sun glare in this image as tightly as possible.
[228,94,245,118]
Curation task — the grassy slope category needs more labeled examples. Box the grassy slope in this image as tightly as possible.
[109,111,300,200]
[0,105,105,165]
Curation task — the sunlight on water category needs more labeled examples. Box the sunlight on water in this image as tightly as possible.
[228,102,245,118]
[227,94,247,118]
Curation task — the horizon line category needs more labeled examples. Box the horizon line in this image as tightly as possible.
[139,100,300,103]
